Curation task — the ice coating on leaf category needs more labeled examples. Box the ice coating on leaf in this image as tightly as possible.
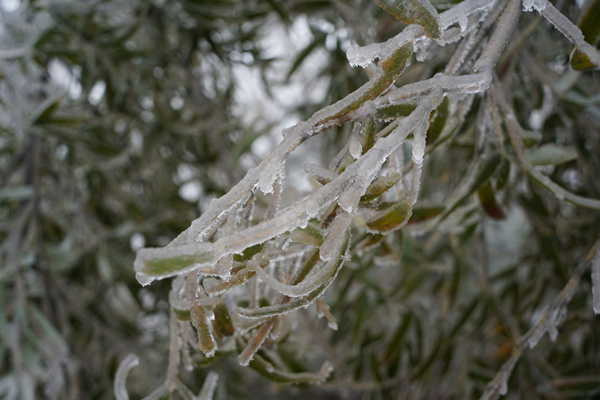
[198,371,219,400]
[114,354,139,400]
[592,245,600,314]
[522,0,547,12]
[346,44,381,68]
[316,299,338,330]
[439,0,495,30]
[499,376,508,396]
[375,0,441,39]
[458,13,468,33]
[135,272,152,287]
[548,305,567,342]
[134,242,216,284]
[348,130,362,159]
[411,121,428,165]
[303,161,337,185]
[259,156,284,194]
[319,210,352,262]
[191,303,217,358]
[250,255,331,297]
[237,320,274,366]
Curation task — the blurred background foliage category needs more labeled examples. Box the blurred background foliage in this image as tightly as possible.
[1,0,600,399]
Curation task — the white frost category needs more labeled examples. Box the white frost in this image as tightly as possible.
[522,0,547,12]
[114,354,139,400]
[346,44,380,68]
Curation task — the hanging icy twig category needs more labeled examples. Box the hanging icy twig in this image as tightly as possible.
[479,239,599,400]
[523,0,600,69]
[491,83,600,210]
[114,354,139,400]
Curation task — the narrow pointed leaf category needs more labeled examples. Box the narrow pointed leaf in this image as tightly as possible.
[375,0,441,38]
[570,0,600,70]
[366,199,411,233]
[477,181,506,220]
[361,173,401,202]
[525,144,577,166]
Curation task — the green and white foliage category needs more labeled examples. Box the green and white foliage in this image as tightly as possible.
[2,0,600,399]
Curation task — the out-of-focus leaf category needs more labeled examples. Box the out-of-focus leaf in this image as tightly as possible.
[32,96,63,125]
[524,143,578,166]
[477,181,506,220]
[408,204,445,224]
[0,186,33,201]
[286,32,327,80]
[383,311,412,364]
[495,159,511,190]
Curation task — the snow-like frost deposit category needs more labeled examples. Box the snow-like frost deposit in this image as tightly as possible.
[522,0,547,12]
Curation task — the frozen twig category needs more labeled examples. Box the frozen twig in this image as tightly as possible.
[114,354,139,400]
[479,239,599,400]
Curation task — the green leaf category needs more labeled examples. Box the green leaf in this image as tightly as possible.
[366,199,411,233]
[408,204,445,224]
[0,186,33,201]
[375,0,441,39]
[289,225,324,247]
[470,152,502,191]
[426,96,449,144]
[212,302,234,338]
[233,242,266,262]
[135,244,216,282]
[570,0,600,70]
[376,103,417,120]
[32,96,63,125]
[361,173,401,202]
[524,143,578,166]
[286,32,327,80]
[191,303,216,357]
[360,119,377,155]
[477,181,506,220]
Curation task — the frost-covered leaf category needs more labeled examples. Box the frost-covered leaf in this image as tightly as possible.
[570,0,600,70]
[289,224,324,247]
[191,303,217,358]
[375,0,441,38]
[366,199,411,233]
[361,173,401,202]
[212,302,234,339]
[134,243,216,285]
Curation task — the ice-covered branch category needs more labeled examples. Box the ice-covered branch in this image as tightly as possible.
[479,240,599,400]
[491,84,600,210]
[523,0,600,69]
